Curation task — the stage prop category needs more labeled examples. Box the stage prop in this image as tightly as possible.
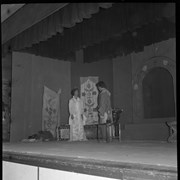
[2,79,11,142]
[42,86,61,138]
[84,109,123,142]
[80,76,99,125]
[58,125,70,140]
[96,108,123,142]
[167,121,176,143]
[57,125,98,141]
[84,125,98,139]
[112,108,123,141]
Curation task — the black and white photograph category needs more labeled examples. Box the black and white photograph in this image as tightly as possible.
[2,3,176,180]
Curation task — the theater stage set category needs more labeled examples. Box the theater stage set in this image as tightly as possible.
[2,3,176,180]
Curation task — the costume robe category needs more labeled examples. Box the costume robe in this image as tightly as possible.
[97,88,113,140]
[98,88,112,123]
[69,97,87,141]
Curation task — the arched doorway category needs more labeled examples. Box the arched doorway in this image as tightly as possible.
[131,57,176,140]
[142,67,175,119]
[133,56,176,123]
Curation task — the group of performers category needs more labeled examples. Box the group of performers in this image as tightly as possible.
[68,81,112,141]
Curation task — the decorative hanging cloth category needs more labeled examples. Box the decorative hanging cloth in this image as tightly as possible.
[80,77,99,125]
[42,86,61,137]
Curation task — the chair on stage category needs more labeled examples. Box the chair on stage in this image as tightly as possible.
[166,121,176,143]
[97,108,123,142]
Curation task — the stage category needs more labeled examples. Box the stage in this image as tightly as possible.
[3,140,177,179]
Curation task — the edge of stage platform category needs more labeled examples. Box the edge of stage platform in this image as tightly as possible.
[3,151,177,180]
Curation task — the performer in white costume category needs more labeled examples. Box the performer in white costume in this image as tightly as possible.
[69,88,87,141]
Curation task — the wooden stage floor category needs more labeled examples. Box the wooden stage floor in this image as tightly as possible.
[3,140,177,179]
[3,140,177,167]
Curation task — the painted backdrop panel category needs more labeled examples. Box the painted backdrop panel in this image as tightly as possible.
[80,77,99,125]
[42,86,61,137]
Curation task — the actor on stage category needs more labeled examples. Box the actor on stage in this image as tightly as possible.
[69,88,87,141]
[96,81,113,140]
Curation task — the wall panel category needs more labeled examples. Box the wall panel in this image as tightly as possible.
[11,52,71,141]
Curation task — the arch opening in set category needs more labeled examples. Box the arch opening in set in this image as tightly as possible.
[142,67,175,119]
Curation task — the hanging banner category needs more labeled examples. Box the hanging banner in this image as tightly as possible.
[80,77,99,125]
[2,79,11,142]
[42,86,61,137]
[2,79,11,106]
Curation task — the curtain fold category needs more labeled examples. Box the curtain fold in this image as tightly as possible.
[2,3,175,59]
[83,19,175,63]
[2,3,113,56]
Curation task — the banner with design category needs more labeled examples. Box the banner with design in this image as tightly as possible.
[42,86,61,137]
[80,77,99,125]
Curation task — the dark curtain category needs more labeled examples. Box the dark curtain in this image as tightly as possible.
[83,18,175,63]
[2,3,113,57]
[2,3,175,61]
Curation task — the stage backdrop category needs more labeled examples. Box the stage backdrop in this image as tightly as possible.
[42,86,61,137]
[80,77,99,125]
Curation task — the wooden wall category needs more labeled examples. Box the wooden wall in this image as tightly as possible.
[10,52,71,142]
